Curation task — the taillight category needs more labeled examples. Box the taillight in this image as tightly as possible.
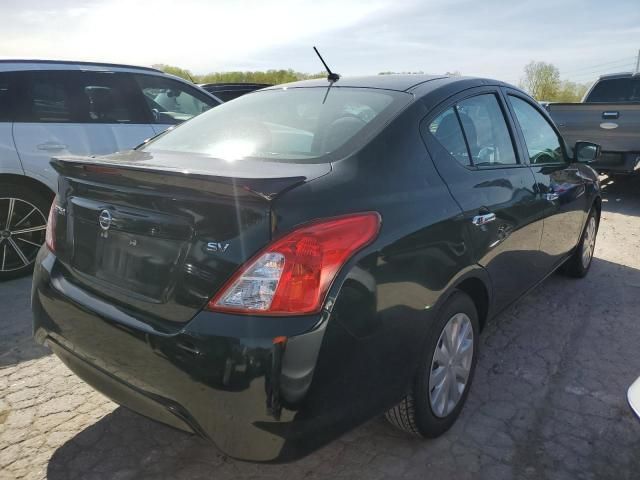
[208,212,381,316]
[45,197,58,253]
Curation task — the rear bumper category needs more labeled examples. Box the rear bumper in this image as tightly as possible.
[32,248,331,462]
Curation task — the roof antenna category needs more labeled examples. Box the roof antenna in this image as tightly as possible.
[314,47,340,83]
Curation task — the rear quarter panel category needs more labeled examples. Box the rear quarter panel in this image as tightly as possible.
[271,100,478,438]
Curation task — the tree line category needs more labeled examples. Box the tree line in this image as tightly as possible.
[156,61,590,103]
[153,64,325,85]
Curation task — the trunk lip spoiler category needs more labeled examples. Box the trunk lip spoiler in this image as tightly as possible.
[50,154,332,202]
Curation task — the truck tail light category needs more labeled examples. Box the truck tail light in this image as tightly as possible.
[207,212,381,316]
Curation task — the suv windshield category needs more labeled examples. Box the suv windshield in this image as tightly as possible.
[143,87,410,163]
[586,77,640,103]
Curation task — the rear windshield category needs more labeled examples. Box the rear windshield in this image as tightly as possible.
[143,87,410,163]
[586,77,640,103]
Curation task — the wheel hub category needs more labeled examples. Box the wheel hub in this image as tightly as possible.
[0,197,47,273]
[428,312,474,418]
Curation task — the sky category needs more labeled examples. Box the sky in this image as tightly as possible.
[1,0,639,85]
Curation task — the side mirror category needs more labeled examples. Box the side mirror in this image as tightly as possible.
[574,141,600,163]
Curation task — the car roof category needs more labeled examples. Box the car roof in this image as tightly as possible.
[0,59,162,74]
[597,71,640,80]
[265,74,515,95]
[269,74,449,92]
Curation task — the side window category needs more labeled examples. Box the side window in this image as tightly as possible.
[25,72,73,123]
[0,74,13,122]
[76,72,147,124]
[134,74,217,124]
[456,94,517,166]
[429,107,471,166]
[509,96,564,165]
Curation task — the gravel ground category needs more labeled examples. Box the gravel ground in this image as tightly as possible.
[1,175,640,480]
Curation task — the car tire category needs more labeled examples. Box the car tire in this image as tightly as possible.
[0,184,51,281]
[561,208,599,278]
[385,290,479,437]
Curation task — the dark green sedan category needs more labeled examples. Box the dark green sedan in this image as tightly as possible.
[32,74,601,462]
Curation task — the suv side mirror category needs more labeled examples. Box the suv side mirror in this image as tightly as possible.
[574,141,600,163]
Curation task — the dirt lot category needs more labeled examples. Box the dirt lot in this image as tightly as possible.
[2,176,640,480]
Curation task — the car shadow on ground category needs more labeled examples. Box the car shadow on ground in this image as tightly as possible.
[46,252,640,479]
[600,174,640,217]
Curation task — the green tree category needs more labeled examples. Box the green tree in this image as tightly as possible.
[555,80,589,102]
[152,64,196,82]
[520,61,590,102]
[153,65,325,85]
[520,61,561,100]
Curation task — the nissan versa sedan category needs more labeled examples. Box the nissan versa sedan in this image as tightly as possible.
[32,75,601,462]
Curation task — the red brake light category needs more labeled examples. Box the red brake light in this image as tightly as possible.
[45,197,58,253]
[208,212,381,316]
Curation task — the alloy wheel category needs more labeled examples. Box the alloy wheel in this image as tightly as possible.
[429,312,474,418]
[0,197,47,273]
[581,216,597,269]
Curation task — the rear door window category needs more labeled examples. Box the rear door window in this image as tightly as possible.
[134,74,218,124]
[456,94,518,166]
[22,71,73,123]
[75,72,148,124]
[427,93,518,168]
[18,71,147,124]
[429,108,471,166]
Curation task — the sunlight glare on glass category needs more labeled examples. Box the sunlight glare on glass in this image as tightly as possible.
[208,139,255,162]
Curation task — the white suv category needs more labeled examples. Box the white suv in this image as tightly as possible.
[0,60,221,279]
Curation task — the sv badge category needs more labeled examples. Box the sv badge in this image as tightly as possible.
[206,242,230,253]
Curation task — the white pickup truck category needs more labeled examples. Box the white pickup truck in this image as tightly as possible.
[547,73,640,175]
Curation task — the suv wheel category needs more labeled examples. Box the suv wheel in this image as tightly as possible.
[385,291,479,437]
[0,184,51,281]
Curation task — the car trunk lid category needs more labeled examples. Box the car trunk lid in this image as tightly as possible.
[50,150,331,325]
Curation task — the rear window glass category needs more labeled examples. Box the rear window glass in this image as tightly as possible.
[586,78,640,103]
[143,87,409,163]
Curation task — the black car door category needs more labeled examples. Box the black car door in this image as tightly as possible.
[422,87,547,312]
[503,90,588,268]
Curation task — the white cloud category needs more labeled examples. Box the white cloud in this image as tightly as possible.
[0,0,638,84]
[0,0,392,72]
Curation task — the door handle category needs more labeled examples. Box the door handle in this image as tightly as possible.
[545,192,560,201]
[472,213,496,226]
[37,143,67,151]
